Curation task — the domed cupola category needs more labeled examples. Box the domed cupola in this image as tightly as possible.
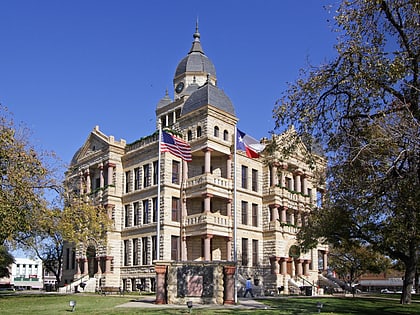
[181,80,235,117]
[156,90,172,110]
[174,22,217,99]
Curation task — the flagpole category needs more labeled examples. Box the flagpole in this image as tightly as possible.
[156,123,162,261]
[233,126,238,304]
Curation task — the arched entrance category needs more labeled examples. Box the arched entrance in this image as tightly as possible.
[86,245,97,277]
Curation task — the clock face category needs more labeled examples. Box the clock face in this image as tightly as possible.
[175,82,184,94]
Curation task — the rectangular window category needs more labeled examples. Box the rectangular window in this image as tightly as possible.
[143,164,150,188]
[172,160,180,184]
[171,236,180,260]
[125,171,130,193]
[143,199,149,224]
[133,238,138,266]
[133,202,139,226]
[172,197,180,222]
[241,165,248,189]
[153,161,158,185]
[252,203,258,227]
[152,197,158,223]
[241,201,248,225]
[71,250,76,270]
[252,239,258,266]
[242,238,248,266]
[152,235,157,261]
[124,240,129,266]
[134,167,141,190]
[124,204,130,227]
[66,248,70,270]
[142,237,148,265]
[252,169,258,192]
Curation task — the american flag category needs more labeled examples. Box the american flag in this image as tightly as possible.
[161,131,192,162]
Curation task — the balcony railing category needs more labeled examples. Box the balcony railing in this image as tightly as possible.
[184,212,232,229]
[186,173,232,190]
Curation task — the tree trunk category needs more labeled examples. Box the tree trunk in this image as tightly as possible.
[400,255,417,304]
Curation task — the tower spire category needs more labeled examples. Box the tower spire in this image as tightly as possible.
[189,19,204,54]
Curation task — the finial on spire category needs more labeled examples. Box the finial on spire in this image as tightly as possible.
[193,17,200,40]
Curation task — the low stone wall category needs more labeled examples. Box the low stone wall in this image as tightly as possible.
[155,261,235,305]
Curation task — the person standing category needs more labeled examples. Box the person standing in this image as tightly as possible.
[244,278,254,298]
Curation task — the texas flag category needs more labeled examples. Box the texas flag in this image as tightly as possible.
[236,128,265,158]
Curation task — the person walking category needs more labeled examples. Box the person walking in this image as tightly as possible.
[244,278,254,298]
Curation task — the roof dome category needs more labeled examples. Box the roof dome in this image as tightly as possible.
[174,25,216,78]
[156,90,172,109]
[182,82,235,116]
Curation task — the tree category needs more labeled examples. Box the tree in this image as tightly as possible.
[0,245,14,278]
[15,202,111,289]
[0,105,59,241]
[273,0,419,304]
[328,243,391,296]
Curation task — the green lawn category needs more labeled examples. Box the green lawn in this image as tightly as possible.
[1,293,420,315]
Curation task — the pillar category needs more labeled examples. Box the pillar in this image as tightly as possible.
[203,234,213,261]
[224,265,236,305]
[203,148,212,173]
[302,174,307,195]
[270,256,280,274]
[270,204,279,222]
[281,206,287,223]
[104,256,113,273]
[96,257,102,275]
[83,258,88,275]
[271,164,278,186]
[181,236,187,261]
[295,259,303,276]
[85,170,91,194]
[226,154,232,179]
[304,260,311,276]
[155,265,167,304]
[280,257,287,275]
[107,162,116,186]
[75,258,81,276]
[294,171,301,193]
[226,237,232,261]
[323,251,329,271]
[227,199,232,217]
[99,163,104,188]
[203,193,212,213]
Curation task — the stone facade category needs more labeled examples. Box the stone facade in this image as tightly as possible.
[62,26,328,297]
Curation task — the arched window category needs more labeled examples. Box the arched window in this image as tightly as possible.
[197,126,202,138]
[214,126,219,137]
[187,130,192,141]
[223,130,229,141]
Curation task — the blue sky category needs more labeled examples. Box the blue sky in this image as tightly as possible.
[0,0,337,166]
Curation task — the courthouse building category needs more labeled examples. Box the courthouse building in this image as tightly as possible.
[61,26,328,296]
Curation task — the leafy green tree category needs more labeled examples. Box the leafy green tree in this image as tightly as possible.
[0,104,61,239]
[328,243,391,296]
[0,245,14,278]
[274,0,419,304]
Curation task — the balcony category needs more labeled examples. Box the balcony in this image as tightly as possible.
[184,212,232,236]
[185,174,232,198]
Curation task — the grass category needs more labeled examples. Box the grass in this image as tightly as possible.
[1,293,420,314]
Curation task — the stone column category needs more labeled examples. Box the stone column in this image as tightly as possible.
[203,148,212,173]
[181,236,187,261]
[155,265,167,304]
[96,257,102,275]
[223,265,236,305]
[270,256,280,274]
[227,199,232,217]
[281,206,287,223]
[271,164,278,186]
[203,193,212,213]
[107,162,116,186]
[304,260,311,276]
[270,204,279,222]
[226,237,232,261]
[78,171,84,194]
[294,171,301,193]
[323,251,329,271]
[302,174,307,195]
[85,170,91,194]
[104,256,113,273]
[280,257,287,275]
[83,258,88,275]
[203,234,213,261]
[99,163,104,188]
[295,259,303,276]
[226,154,232,179]
[289,210,295,225]
[75,258,81,276]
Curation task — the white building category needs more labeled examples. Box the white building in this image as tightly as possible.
[11,258,43,290]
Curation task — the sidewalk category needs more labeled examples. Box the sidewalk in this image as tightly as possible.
[116,296,270,310]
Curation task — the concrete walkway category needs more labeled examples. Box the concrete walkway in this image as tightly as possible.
[116,296,270,310]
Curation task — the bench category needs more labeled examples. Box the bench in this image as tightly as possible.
[99,286,122,295]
